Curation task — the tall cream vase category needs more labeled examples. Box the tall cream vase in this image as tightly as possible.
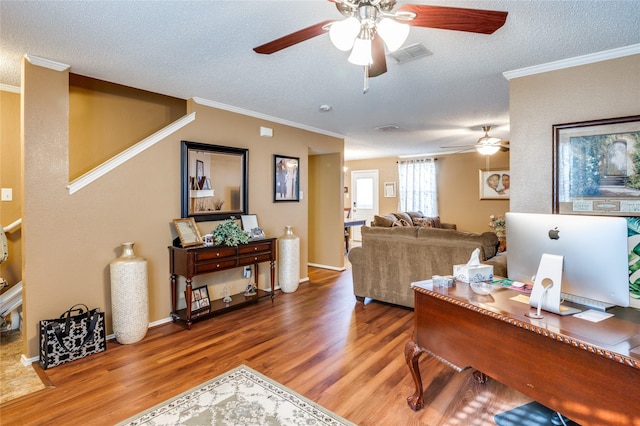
[278,226,300,293]
[109,242,149,344]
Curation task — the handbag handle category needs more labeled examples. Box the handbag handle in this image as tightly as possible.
[53,310,100,353]
[60,304,90,336]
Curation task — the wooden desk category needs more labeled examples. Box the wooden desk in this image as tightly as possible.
[405,281,640,425]
[344,219,365,252]
[168,238,276,329]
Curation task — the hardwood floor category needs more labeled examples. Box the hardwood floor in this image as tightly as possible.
[0,267,530,425]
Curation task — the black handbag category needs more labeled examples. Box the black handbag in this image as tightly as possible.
[39,304,106,369]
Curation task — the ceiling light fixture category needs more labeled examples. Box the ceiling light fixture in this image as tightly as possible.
[476,126,501,155]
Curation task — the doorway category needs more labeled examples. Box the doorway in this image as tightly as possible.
[350,170,379,241]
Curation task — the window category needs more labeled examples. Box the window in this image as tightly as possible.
[397,159,438,215]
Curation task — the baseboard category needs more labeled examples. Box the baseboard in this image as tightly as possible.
[308,263,346,272]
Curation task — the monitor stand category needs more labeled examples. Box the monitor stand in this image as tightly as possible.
[526,253,581,317]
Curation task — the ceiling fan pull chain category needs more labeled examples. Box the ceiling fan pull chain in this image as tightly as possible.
[363,66,369,94]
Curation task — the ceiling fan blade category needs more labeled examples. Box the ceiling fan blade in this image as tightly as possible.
[254,20,334,54]
[398,5,507,34]
[369,34,387,77]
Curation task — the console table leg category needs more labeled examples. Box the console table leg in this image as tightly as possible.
[270,260,276,302]
[185,279,193,330]
[473,370,489,384]
[170,274,177,318]
[405,340,426,411]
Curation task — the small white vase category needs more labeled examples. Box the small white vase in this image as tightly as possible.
[278,226,300,293]
[109,242,149,344]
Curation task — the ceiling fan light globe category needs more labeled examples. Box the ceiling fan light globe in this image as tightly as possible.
[329,17,360,51]
[477,145,500,155]
[376,18,409,52]
[348,38,373,66]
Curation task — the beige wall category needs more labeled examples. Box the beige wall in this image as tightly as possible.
[509,54,640,213]
[69,74,186,180]
[0,90,22,287]
[309,153,344,268]
[20,59,343,358]
[345,151,510,233]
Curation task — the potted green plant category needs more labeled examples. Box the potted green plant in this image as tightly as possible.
[212,217,249,247]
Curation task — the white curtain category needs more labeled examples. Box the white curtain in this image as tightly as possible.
[397,159,438,215]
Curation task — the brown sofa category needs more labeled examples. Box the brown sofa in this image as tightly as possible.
[348,226,507,308]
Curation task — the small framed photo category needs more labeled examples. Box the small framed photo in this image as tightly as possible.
[186,285,210,312]
[172,217,203,247]
[479,169,510,200]
[274,155,300,202]
[196,159,205,189]
[384,182,396,198]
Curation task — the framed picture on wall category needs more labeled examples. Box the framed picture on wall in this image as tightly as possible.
[553,115,640,216]
[479,169,510,200]
[384,182,396,198]
[274,155,300,202]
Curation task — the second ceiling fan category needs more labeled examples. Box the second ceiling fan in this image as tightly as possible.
[254,0,508,80]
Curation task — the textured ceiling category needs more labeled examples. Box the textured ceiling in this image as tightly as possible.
[1,1,639,160]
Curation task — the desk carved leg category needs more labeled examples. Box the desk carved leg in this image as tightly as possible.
[405,340,427,411]
[473,371,489,384]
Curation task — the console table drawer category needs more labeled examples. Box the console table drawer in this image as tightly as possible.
[194,259,237,274]
[238,253,272,266]
[195,247,237,261]
[238,243,272,255]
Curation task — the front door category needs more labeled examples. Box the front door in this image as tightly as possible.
[351,170,379,241]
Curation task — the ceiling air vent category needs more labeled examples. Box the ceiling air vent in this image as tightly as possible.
[387,43,433,64]
[375,124,400,132]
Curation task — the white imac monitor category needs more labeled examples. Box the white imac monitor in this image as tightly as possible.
[506,212,629,311]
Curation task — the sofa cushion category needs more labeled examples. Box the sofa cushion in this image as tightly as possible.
[392,212,414,225]
[373,214,398,227]
[417,227,498,259]
[412,217,432,228]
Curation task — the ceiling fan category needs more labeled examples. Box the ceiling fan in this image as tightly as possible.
[443,126,510,155]
[253,0,508,84]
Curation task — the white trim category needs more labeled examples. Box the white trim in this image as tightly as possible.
[503,44,640,80]
[24,54,70,72]
[308,262,346,272]
[0,84,20,93]
[192,97,345,140]
[149,317,173,328]
[67,112,196,194]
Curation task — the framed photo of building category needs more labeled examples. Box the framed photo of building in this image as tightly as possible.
[274,155,300,202]
[479,169,510,200]
[553,115,640,216]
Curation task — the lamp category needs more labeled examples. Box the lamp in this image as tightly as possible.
[329,2,412,68]
[476,126,502,155]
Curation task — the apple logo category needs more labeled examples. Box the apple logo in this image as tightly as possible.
[548,227,560,240]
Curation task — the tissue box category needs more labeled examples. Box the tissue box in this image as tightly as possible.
[453,264,494,283]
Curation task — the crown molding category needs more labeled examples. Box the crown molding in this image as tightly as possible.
[192,97,345,140]
[0,84,20,93]
[67,112,196,195]
[503,44,640,80]
[24,54,70,72]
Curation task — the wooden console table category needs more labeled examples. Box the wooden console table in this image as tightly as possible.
[168,238,276,329]
[405,281,640,425]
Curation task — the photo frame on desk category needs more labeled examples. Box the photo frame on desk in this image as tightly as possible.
[172,217,203,247]
[553,115,640,216]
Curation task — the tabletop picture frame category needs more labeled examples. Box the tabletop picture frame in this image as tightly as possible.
[553,115,640,216]
[172,217,203,247]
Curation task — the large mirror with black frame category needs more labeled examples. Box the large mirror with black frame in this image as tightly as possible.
[181,141,248,222]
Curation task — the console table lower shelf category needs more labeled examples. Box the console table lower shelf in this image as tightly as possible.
[170,289,271,326]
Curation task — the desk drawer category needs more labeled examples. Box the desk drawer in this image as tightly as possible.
[238,253,272,265]
[194,259,237,274]
[239,243,272,255]
[195,247,236,262]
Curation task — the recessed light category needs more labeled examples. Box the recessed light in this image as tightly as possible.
[319,104,332,112]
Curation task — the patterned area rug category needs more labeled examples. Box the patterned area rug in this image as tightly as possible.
[117,365,355,426]
[495,401,579,426]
